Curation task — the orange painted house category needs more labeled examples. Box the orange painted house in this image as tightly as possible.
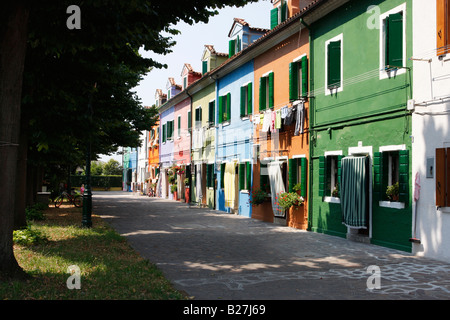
[148,119,160,195]
[251,0,311,229]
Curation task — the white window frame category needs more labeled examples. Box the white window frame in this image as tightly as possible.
[323,150,343,203]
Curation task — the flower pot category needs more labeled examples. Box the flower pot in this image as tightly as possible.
[173,191,178,201]
[185,187,190,204]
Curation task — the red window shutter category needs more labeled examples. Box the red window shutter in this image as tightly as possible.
[436,148,446,207]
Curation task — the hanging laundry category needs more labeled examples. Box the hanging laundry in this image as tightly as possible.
[275,109,282,129]
[284,106,294,126]
[270,110,276,133]
[261,110,271,132]
[268,161,286,217]
[260,113,264,125]
[294,101,305,136]
[224,162,237,208]
[281,106,288,119]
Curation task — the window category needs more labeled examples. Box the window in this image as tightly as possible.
[177,115,181,138]
[195,106,202,129]
[219,93,231,123]
[319,154,344,199]
[374,149,409,204]
[202,60,208,75]
[437,0,450,55]
[183,77,187,90]
[229,35,241,58]
[326,37,342,92]
[289,157,307,198]
[259,72,274,111]
[162,123,166,143]
[436,148,450,207]
[380,4,406,78]
[187,110,192,132]
[165,120,174,141]
[208,100,215,127]
[240,82,253,117]
[270,0,287,29]
[206,163,215,189]
[289,56,308,101]
[239,162,252,191]
[220,163,226,189]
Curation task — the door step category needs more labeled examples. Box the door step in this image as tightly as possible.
[346,233,370,244]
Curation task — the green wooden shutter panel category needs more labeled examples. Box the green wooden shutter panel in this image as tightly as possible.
[220,163,225,189]
[386,13,403,68]
[318,156,326,197]
[268,72,274,108]
[337,155,344,192]
[289,62,298,101]
[162,123,166,143]
[240,86,246,117]
[259,77,266,111]
[288,158,297,192]
[281,2,287,23]
[246,162,251,191]
[301,56,308,98]
[300,157,307,198]
[270,7,278,29]
[247,82,252,115]
[398,149,409,205]
[218,95,223,123]
[187,111,191,130]
[202,60,207,75]
[327,41,341,89]
[178,116,181,136]
[209,101,215,125]
[373,152,382,201]
[226,92,231,121]
[229,39,236,58]
[239,163,245,190]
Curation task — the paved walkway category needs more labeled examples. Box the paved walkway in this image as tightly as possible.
[93,191,450,300]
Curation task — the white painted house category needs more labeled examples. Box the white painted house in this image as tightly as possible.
[411,0,450,262]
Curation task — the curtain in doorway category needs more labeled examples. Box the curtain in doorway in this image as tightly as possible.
[161,169,167,198]
[340,156,369,228]
[196,164,202,203]
[224,162,237,209]
[268,161,286,217]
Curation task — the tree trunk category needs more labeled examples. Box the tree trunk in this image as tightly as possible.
[0,0,30,279]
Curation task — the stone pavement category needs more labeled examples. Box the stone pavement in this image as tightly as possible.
[93,191,450,300]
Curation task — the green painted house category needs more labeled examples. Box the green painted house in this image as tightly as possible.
[308,0,413,252]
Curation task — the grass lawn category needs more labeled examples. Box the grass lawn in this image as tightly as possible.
[0,204,188,300]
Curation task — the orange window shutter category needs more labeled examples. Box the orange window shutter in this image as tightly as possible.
[436,148,446,207]
[437,0,446,55]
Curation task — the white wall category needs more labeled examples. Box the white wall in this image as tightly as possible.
[412,0,450,262]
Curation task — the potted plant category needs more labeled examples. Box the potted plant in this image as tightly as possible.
[332,185,339,198]
[250,187,268,206]
[293,183,301,195]
[170,184,178,200]
[184,178,190,203]
[276,192,304,211]
[386,182,399,201]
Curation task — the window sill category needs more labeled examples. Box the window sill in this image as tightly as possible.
[379,201,405,210]
[240,116,249,121]
[221,121,230,127]
[324,196,340,204]
[438,207,450,213]
[240,190,249,194]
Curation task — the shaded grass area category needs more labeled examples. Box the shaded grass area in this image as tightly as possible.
[1,205,188,300]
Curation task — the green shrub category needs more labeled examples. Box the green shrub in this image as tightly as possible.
[13,226,48,246]
[25,205,45,221]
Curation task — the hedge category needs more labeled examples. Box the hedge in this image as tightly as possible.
[70,175,122,189]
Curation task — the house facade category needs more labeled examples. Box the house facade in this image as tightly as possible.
[411,0,450,262]
[309,0,413,252]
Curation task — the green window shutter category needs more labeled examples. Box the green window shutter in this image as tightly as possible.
[327,40,341,89]
[208,101,215,126]
[220,163,225,188]
[202,60,208,75]
[259,77,267,111]
[289,62,299,101]
[270,7,278,29]
[229,39,236,58]
[373,152,382,201]
[239,163,245,190]
[206,164,211,188]
[268,72,274,108]
[318,156,326,197]
[281,1,287,22]
[301,56,308,98]
[236,35,241,53]
[398,149,409,205]
[226,92,231,121]
[218,95,223,123]
[386,12,403,68]
[288,158,297,192]
[246,162,251,191]
[247,82,253,115]
[300,157,307,198]
[195,108,200,127]
[187,110,191,130]
[178,116,181,136]
[162,123,166,143]
[240,86,246,117]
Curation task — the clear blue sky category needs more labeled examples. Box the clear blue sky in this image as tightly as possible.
[134,0,273,107]
[100,0,273,163]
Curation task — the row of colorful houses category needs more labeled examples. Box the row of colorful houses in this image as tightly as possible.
[126,0,450,263]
